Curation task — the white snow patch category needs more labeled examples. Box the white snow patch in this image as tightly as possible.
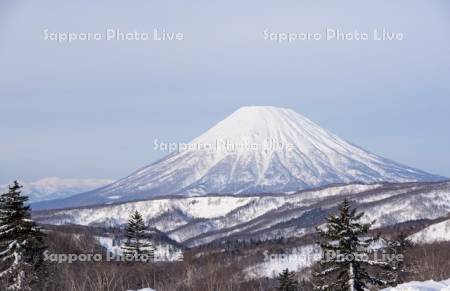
[107,195,121,200]
[245,244,321,278]
[381,279,450,291]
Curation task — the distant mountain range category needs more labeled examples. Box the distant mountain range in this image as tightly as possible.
[33,106,445,210]
[1,177,114,203]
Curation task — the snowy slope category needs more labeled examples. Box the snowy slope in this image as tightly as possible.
[33,181,450,246]
[35,106,444,209]
[409,219,450,244]
[1,177,114,203]
[381,279,450,291]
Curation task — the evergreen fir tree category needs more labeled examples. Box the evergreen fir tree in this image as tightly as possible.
[277,268,299,291]
[121,210,155,262]
[0,181,47,291]
[313,199,394,291]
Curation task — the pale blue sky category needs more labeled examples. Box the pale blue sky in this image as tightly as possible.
[1,0,449,183]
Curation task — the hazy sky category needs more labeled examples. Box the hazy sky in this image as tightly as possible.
[1,0,449,183]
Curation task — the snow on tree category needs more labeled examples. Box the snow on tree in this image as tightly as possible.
[0,181,47,291]
[121,210,155,262]
[277,268,299,291]
[386,232,413,284]
[313,199,395,291]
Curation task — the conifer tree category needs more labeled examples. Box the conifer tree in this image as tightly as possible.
[314,199,394,291]
[121,210,155,262]
[277,268,299,291]
[0,181,47,291]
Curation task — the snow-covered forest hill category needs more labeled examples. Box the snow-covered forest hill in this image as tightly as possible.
[38,201,450,291]
[34,181,450,247]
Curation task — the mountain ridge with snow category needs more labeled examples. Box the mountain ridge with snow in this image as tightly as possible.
[33,181,450,247]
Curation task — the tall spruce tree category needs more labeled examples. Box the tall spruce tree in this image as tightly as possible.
[277,268,299,291]
[121,210,154,262]
[313,199,394,291]
[0,181,46,291]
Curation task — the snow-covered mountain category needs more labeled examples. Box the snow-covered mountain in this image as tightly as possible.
[34,106,444,209]
[1,177,114,203]
[33,181,450,247]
